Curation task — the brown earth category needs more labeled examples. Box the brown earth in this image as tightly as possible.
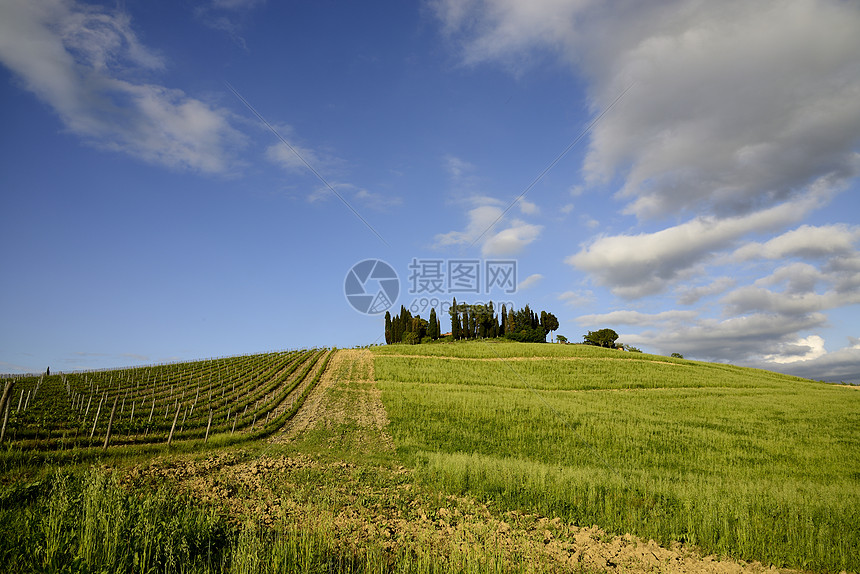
[124,349,809,574]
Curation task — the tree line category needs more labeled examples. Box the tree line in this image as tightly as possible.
[384,299,559,345]
[384,306,443,345]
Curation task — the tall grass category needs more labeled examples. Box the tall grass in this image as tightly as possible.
[0,468,520,574]
[376,343,860,572]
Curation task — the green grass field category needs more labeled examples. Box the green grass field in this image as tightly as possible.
[375,340,860,572]
[1,342,858,573]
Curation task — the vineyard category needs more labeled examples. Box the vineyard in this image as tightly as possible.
[0,349,332,450]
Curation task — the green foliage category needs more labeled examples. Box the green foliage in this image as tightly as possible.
[555,335,568,344]
[583,328,620,348]
[375,342,860,572]
[503,327,547,343]
[671,352,684,359]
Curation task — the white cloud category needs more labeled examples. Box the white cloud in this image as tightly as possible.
[734,224,860,261]
[560,203,574,215]
[761,335,827,365]
[434,203,504,248]
[721,286,860,317]
[434,196,542,256]
[305,183,400,210]
[756,337,860,382]
[266,139,332,173]
[676,277,736,305]
[434,0,860,221]
[621,312,829,364]
[517,274,543,290]
[482,219,542,256]
[576,309,698,327]
[558,290,594,308]
[444,155,476,181]
[566,191,826,298]
[518,199,539,215]
[0,0,243,174]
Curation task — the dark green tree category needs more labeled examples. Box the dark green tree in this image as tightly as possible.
[384,311,392,344]
[500,304,507,335]
[540,311,559,336]
[450,298,461,340]
[428,308,439,340]
[583,328,619,348]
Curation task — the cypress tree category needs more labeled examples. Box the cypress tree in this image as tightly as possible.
[429,308,438,339]
[500,304,507,335]
[384,311,392,344]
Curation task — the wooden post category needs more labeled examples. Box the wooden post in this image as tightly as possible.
[0,381,13,420]
[103,395,118,449]
[205,409,213,442]
[0,399,11,443]
[167,402,181,446]
[90,395,104,439]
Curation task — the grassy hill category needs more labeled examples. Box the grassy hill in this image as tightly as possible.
[0,342,857,573]
[374,340,860,572]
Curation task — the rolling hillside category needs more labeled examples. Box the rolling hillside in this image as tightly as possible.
[374,340,860,572]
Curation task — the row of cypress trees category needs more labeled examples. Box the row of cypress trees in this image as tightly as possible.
[384,298,559,344]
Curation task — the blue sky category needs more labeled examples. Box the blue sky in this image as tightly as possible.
[1,0,859,383]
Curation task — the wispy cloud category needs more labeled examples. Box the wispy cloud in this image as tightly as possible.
[306,183,401,210]
[0,0,244,174]
[517,273,543,290]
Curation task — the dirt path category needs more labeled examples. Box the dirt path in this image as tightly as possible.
[270,349,393,449]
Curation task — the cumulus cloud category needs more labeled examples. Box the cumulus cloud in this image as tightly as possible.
[755,338,860,383]
[761,335,827,365]
[435,0,860,221]
[676,277,736,305]
[721,286,860,317]
[622,312,829,363]
[734,224,860,261]
[0,0,243,174]
[566,191,827,298]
